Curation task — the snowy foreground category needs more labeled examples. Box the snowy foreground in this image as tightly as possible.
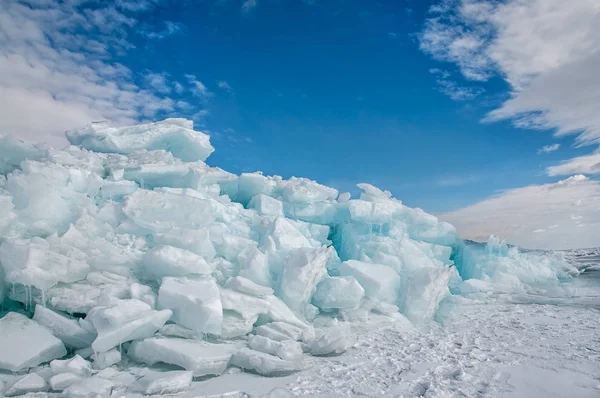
[0,119,598,397]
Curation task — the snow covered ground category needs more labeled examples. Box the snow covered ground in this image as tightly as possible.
[0,119,598,397]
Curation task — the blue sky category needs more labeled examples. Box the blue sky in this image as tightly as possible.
[118,0,583,212]
[2,0,600,248]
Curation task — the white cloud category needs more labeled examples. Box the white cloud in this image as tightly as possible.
[143,72,171,94]
[428,65,483,101]
[538,143,560,154]
[420,0,600,163]
[547,149,600,176]
[217,80,233,92]
[141,20,184,40]
[186,75,212,99]
[242,0,257,13]
[440,175,600,250]
[0,0,199,146]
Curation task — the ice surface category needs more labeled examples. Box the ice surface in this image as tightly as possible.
[50,355,92,378]
[254,322,304,342]
[128,337,238,376]
[4,373,47,397]
[87,299,172,352]
[400,267,455,323]
[225,276,274,297]
[32,305,96,349]
[248,335,303,362]
[278,247,330,316]
[133,370,193,395]
[153,227,216,261]
[220,287,271,320]
[92,348,121,370]
[158,277,223,335]
[230,348,302,376]
[0,238,90,290]
[0,312,67,372]
[66,119,214,162]
[143,245,213,280]
[312,276,365,310]
[249,194,284,217]
[62,374,115,398]
[338,260,401,304]
[309,326,350,356]
[49,372,84,392]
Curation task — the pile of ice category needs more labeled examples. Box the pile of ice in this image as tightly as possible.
[0,119,576,395]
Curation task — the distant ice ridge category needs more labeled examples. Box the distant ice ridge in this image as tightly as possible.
[0,119,578,393]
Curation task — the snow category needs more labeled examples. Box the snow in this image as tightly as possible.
[127,337,239,377]
[158,276,223,335]
[0,312,67,372]
[0,118,595,396]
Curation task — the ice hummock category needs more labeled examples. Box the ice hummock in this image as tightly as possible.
[0,118,579,392]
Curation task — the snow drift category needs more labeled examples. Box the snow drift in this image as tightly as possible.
[0,119,578,395]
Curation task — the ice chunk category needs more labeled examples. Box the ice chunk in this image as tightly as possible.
[337,192,351,203]
[0,312,67,372]
[309,327,349,356]
[92,348,121,370]
[347,199,400,224]
[278,247,330,316]
[237,247,271,287]
[225,276,274,297]
[122,189,215,233]
[158,277,223,335]
[133,371,193,395]
[254,322,304,342]
[230,348,302,376]
[248,335,303,362]
[263,295,308,329]
[62,375,115,398]
[159,323,199,339]
[0,238,90,290]
[249,194,284,217]
[153,227,216,261]
[32,305,96,349]
[281,177,338,203]
[143,245,212,280]
[221,311,258,338]
[236,172,277,205]
[400,267,454,323]
[50,355,92,378]
[4,373,47,397]
[312,276,365,310]
[0,134,46,174]
[338,260,401,304]
[220,288,271,320]
[66,119,214,162]
[49,373,84,392]
[129,283,156,309]
[87,299,172,352]
[128,337,238,377]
